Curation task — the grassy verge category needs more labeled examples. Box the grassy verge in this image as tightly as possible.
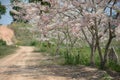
[34,40,120,72]
[0,45,17,58]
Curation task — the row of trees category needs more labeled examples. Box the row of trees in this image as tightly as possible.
[11,0,120,69]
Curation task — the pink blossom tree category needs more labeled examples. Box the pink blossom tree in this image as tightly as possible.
[11,0,120,69]
[68,0,120,68]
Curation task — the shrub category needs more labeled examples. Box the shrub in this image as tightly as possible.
[64,51,81,65]
[30,40,40,46]
[9,22,35,46]
[107,61,120,72]
[0,39,6,46]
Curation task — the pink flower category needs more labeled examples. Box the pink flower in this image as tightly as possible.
[41,15,49,22]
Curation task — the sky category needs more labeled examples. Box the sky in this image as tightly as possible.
[0,0,13,25]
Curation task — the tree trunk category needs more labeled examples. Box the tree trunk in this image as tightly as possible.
[102,39,112,68]
[55,44,60,55]
[102,21,115,69]
[90,46,95,66]
[97,43,104,69]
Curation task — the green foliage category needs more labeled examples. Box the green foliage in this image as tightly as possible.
[111,40,120,58]
[37,42,48,52]
[13,6,22,11]
[0,39,6,46]
[35,39,120,72]
[0,45,17,58]
[9,22,34,46]
[63,47,92,65]
[107,61,120,72]
[35,40,91,65]
[64,51,81,65]
[41,1,51,7]
[10,11,14,16]
[102,73,112,80]
[10,22,32,28]
[30,40,39,46]
[0,2,6,18]
[34,41,56,55]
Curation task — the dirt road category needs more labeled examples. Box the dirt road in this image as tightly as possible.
[0,46,36,80]
[0,46,71,80]
[0,46,113,80]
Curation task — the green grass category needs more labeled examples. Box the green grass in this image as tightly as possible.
[107,61,120,72]
[0,39,17,58]
[34,41,94,66]
[9,22,36,46]
[34,41,56,55]
[34,40,120,72]
[0,45,17,58]
[102,73,112,80]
